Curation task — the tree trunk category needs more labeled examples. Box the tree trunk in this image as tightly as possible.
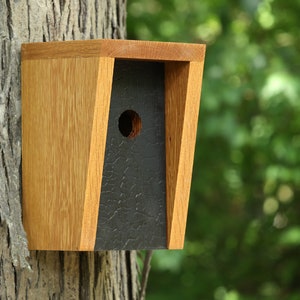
[0,1,142,299]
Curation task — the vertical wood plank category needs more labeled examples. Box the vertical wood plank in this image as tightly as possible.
[165,61,189,249]
[22,57,102,250]
[79,57,115,250]
[165,61,204,249]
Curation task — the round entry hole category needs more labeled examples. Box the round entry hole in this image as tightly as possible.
[118,110,142,139]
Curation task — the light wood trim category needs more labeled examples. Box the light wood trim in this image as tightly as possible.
[21,39,205,62]
[165,61,204,249]
[79,57,114,250]
[22,57,102,250]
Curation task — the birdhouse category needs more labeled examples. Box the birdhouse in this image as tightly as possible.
[21,39,206,251]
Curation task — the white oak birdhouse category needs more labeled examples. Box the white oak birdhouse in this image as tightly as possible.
[21,39,206,251]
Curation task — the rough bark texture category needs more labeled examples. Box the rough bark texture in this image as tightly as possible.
[0,1,142,299]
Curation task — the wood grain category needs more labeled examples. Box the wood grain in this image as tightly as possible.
[21,39,205,62]
[79,57,114,250]
[22,57,112,250]
[165,61,205,249]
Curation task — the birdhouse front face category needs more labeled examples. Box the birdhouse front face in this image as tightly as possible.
[21,40,206,251]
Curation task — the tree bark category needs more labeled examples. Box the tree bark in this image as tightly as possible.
[0,1,141,299]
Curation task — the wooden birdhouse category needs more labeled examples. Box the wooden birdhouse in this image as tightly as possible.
[21,39,206,251]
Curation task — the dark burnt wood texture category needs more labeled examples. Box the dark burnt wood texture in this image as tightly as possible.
[95,60,167,250]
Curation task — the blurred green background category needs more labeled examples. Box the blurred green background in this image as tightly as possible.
[127,0,300,299]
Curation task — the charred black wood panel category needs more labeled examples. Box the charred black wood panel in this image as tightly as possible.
[95,60,166,250]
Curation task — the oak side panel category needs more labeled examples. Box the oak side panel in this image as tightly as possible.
[22,57,101,250]
[21,40,206,63]
[165,61,204,249]
[79,57,115,250]
[165,62,190,249]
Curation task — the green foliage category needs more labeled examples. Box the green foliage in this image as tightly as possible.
[127,0,300,299]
